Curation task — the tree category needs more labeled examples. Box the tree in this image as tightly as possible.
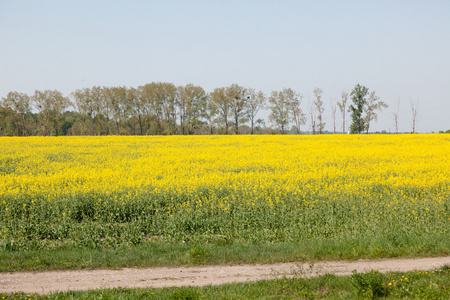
[177,85,187,134]
[127,87,141,135]
[269,88,297,134]
[226,84,247,135]
[32,90,52,135]
[72,88,96,135]
[203,93,218,134]
[103,86,129,135]
[364,91,388,134]
[99,87,114,135]
[32,90,71,136]
[139,82,161,134]
[313,88,325,134]
[177,84,206,135]
[48,90,72,136]
[136,85,150,135]
[136,82,177,135]
[308,99,316,134]
[349,84,369,134]
[337,90,349,134]
[1,91,31,136]
[393,98,400,134]
[159,82,178,135]
[0,106,17,136]
[330,99,337,134]
[290,93,306,134]
[210,87,230,134]
[411,100,420,133]
[90,86,104,135]
[245,88,265,134]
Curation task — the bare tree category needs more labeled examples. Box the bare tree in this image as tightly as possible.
[330,99,337,134]
[393,98,400,134]
[313,87,325,134]
[209,87,230,134]
[411,100,420,133]
[227,84,247,135]
[245,88,266,134]
[308,98,316,135]
[291,93,306,134]
[364,91,388,134]
[337,90,348,134]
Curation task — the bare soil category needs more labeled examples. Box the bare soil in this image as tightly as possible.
[1,256,449,295]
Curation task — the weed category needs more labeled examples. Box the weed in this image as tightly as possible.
[351,270,388,299]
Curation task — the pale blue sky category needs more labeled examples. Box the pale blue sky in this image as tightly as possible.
[1,0,449,132]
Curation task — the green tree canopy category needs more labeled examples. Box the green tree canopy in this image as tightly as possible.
[349,84,369,134]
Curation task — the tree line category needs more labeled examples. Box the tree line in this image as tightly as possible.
[0,82,389,136]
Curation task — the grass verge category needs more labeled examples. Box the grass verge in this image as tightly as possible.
[1,233,449,272]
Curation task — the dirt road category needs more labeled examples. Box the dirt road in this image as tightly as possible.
[1,256,449,295]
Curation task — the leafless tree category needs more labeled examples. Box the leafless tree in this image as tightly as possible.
[209,87,230,134]
[337,90,348,134]
[364,91,388,134]
[330,99,337,134]
[313,87,325,134]
[245,88,266,134]
[227,84,247,135]
[291,93,306,134]
[393,98,400,134]
[411,100,420,133]
[308,98,316,135]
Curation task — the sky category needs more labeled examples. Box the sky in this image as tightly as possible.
[1,0,449,133]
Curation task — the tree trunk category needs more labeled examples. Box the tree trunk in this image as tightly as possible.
[90,115,94,136]
[106,116,110,135]
[54,117,59,136]
[224,116,228,134]
[22,114,26,136]
[138,114,143,135]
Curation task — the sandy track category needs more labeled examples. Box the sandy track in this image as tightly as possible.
[1,256,449,295]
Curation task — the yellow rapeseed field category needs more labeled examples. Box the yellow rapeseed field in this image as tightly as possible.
[0,134,449,249]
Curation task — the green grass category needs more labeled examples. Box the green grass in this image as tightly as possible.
[2,266,449,299]
[1,233,449,272]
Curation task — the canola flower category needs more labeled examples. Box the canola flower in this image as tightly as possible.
[0,134,449,249]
